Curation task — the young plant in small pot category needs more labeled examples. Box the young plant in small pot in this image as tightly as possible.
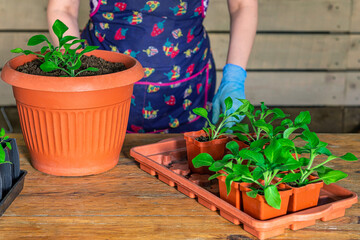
[193,140,253,208]
[193,138,302,220]
[0,128,26,216]
[184,97,249,174]
[1,20,144,176]
[230,100,310,151]
[280,130,358,212]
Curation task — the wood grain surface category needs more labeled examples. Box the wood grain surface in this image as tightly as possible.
[1,133,359,240]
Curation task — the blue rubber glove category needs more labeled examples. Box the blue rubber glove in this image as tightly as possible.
[212,63,247,129]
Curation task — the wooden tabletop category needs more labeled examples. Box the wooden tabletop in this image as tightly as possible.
[1,133,359,240]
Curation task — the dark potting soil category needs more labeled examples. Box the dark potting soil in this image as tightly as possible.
[195,136,211,142]
[288,182,310,188]
[15,55,126,77]
[288,182,299,188]
[249,186,265,195]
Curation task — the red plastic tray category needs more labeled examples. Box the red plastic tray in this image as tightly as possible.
[130,137,358,240]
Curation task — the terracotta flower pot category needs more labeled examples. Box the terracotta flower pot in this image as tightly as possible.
[217,173,242,210]
[240,182,293,220]
[287,175,324,212]
[1,50,144,176]
[184,130,229,174]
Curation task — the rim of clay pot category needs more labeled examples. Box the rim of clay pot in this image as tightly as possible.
[1,49,144,92]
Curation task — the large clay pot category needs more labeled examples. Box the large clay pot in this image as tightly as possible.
[1,50,144,176]
[184,130,229,174]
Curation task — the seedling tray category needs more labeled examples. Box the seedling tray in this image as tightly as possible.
[0,170,27,217]
[130,138,358,240]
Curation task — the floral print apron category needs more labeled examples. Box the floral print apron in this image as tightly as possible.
[81,0,216,133]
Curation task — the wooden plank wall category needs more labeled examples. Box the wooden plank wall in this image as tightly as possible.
[0,0,359,132]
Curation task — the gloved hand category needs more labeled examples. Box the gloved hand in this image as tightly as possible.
[212,63,247,129]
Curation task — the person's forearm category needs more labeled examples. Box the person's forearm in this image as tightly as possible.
[226,0,258,69]
[47,0,80,45]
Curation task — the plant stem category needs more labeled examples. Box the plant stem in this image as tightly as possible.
[306,149,316,170]
[299,169,313,184]
[310,156,336,172]
[263,171,271,188]
[307,178,321,184]
[242,176,264,188]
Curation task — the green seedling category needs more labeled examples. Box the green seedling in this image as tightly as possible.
[193,138,303,209]
[192,97,250,141]
[282,130,358,187]
[11,19,99,77]
[231,100,311,147]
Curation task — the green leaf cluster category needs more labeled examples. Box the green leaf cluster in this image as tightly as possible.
[193,138,303,209]
[192,97,250,140]
[287,130,358,186]
[230,100,310,143]
[191,100,358,210]
[11,19,99,77]
[0,128,12,164]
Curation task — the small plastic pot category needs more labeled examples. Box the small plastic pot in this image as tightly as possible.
[240,182,293,220]
[184,130,229,174]
[287,175,324,212]
[217,174,242,210]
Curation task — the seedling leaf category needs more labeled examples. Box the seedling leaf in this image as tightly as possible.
[192,108,208,118]
[11,48,24,53]
[226,141,239,156]
[246,189,258,198]
[224,97,233,111]
[40,61,60,72]
[319,170,348,185]
[340,152,358,161]
[28,34,49,46]
[264,185,281,209]
[52,19,69,40]
[192,153,214,168]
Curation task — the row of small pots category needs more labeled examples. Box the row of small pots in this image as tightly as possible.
[218,174,323,220]
[184,129,324,220]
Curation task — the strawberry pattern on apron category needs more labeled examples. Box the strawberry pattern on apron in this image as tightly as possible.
[81,0,215,133]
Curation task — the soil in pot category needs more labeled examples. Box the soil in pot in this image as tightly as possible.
[16,55,126,77]
[195,136,211,142]
[287,176,324,212]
